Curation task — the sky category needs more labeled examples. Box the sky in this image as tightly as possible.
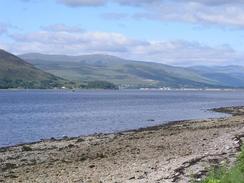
[1,0,244,66]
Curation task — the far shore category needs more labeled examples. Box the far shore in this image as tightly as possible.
[1,88,244,91]
[1,106,244,183]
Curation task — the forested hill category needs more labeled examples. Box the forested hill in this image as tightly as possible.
[20,53,220,89]
[0,49,65,89]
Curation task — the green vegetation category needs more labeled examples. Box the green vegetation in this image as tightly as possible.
[85,81,118,89]
[22,145,32,152]
[20,53,244,89]
[198,147,244,183]
[0,78,61,89]
[20,53,222,89]
[0,49,67,89]
[0,50,119,89]
[4,49,243,89]
[190,66,244,88]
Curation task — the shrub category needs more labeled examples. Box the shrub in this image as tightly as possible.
[22,145,32,152]
[198,147,244,183]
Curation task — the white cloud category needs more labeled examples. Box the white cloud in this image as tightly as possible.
[133,2,244,28]
[41,24,84,32]
[54,0,244,28]
[55,0,163,7]
[178,0,244,6]
[9,26,145,54]
[56,0,106,7]
[56,0,244,7]
[132,40,240,66]
[5,25,242,66]
[116,0,162,6]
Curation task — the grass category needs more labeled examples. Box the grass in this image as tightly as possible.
[199,147,244,183]
[22,54,220,88]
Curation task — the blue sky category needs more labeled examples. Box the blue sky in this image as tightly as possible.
[1,0,244,66]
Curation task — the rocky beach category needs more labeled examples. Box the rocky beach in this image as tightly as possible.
[1,106,244,183]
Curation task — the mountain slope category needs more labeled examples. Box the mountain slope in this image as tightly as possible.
[20,53,221,88]
[0,49,65,89]
[189,65,244,88]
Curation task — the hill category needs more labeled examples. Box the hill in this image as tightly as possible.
[0,49,66,89]
[20,53,220,88]
[189,65,244,88]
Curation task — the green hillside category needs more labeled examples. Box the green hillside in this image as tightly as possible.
[0,49,66,89]
[189,65,244,88]
[20,53,220,88]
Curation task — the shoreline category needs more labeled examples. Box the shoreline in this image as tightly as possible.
[1,106,244,182]
[1,88,244,92]
[0,106,230,149]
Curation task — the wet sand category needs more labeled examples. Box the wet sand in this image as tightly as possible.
[1,106,244,183]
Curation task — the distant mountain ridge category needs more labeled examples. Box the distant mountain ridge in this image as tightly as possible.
[19,53,244,89]
[189,65,244,88]
[19,53,224,88]
[20,53,126,64]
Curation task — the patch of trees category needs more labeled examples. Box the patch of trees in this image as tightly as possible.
[84,81,118,89]
[0,79,118,90]
[0,79,63,89]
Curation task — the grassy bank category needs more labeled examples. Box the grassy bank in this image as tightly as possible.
[199,147,244,183]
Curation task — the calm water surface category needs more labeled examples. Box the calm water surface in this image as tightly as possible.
[1,90,244,147]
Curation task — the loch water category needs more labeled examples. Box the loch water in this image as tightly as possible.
[1,90,244,147]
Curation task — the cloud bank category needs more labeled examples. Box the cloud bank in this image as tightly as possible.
[55,0,244,28]
[9,1,244,66]
[3,24,241,66]
[56,0,244,7]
